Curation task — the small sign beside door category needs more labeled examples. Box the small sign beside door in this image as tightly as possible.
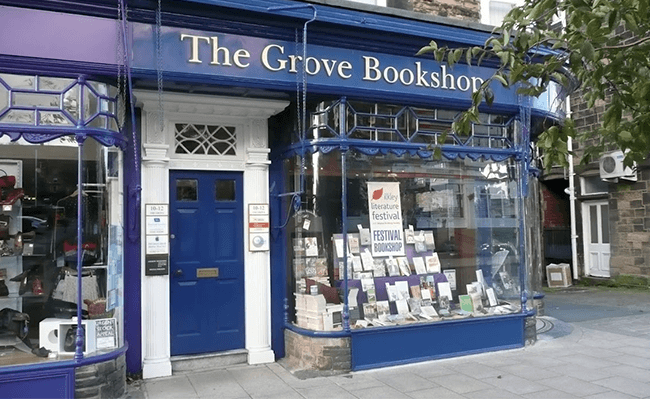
[145,203,170,276]
[249,203,269,252]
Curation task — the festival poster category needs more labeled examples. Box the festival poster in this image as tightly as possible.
[367,182,405,257]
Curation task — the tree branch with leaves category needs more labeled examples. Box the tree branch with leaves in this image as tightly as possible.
[418,0,650,170]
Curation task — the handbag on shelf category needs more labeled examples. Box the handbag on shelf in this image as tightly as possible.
[63,238,99,266]
[0,170,22,206]
[51,270,100,306]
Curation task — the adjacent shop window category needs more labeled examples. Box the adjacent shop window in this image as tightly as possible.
[0,137,123,365]
[215,180,236,201]
[285,149,523,331]
[174,123,237,156]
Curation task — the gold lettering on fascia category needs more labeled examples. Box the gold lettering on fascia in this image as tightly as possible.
[180,33,482,91]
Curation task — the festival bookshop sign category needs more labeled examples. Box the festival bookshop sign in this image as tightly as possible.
[367,182,405,257]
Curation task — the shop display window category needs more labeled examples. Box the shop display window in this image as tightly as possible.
[0,137,123,365]
[284,101,524,332]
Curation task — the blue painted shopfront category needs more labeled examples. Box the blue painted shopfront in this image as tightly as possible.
[0,0,563,394]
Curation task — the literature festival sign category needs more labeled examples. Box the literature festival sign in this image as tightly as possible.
[367,182,405,257]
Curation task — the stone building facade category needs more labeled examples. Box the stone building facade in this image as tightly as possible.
[561,22,650,280]
[412,0,480,21]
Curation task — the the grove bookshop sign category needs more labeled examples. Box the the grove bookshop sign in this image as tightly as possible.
[367,182,405,257]
[131,24,519,105]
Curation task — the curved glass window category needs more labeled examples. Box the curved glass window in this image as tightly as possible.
[0,73,124,366]
[284,101,523,331]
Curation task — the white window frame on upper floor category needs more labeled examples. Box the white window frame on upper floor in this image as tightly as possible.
[480,0,523,26]
[346,0,387,6]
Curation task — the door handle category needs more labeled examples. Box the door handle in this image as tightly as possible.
[174,269,183,277]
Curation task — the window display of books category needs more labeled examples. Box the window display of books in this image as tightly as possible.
[331,230,441,282]
[295,293,344,331]
[291,230,523,330]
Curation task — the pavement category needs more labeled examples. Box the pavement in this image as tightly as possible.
[126,286,650,399]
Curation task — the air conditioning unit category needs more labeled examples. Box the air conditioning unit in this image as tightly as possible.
[599,150,637,181]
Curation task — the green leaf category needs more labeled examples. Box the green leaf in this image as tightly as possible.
[452,48,463,65]
[607,10,618,29]
[485,87,495,106]
[586,19,601,36]
[603,103,622,128]
[624,13,638,32]
[494,74,509,87]
[502,30,510,46]
[434,49,445,63]
[619,130,633,142]
[580,41,595,61]
[416,46,434,56]
[472,90,484,104]
[528,1,543,20]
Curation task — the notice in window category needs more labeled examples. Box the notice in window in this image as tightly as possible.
[367,182,405,257]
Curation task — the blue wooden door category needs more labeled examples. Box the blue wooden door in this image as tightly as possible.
[169,170,245,355]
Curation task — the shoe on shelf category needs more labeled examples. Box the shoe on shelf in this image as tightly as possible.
[0,188,24,206]
[32,278,43,296]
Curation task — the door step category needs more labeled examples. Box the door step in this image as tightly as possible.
[171,349,248,372]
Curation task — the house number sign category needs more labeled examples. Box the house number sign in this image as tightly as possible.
[145,204,169,275]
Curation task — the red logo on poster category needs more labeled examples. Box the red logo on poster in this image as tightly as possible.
[372,188,383,200]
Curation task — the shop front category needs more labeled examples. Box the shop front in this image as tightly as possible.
[0,0,564,394]
[0,5,130,398]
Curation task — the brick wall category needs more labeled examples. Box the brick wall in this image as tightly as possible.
[75,354,126,398]
[412,0,480,22]
[608,172,650,277]
[284,329,351,373]
[542,186,570,228]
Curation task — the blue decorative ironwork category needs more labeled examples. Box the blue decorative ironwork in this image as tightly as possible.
[308,99,516,150]
[0,74,125,149]
[280,98,521,163]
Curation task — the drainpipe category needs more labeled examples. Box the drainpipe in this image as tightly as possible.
[567,118,579,282]
[561,11,579,282]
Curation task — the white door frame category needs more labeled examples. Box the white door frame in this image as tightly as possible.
[135,91,287,378]
[581,199,611,278]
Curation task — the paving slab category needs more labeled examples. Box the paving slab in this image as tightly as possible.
[407,386,468,399]
[294,384,357,399]
[481,374,551,395]
[188,369,250,399]
[347,384,412,398]
[326,372,385,392]
[143,375,197,399]
[463,387,522,398]
[605,364,650,383]
[592,376,650,398]
[522,388,579,399]
[435,373,496,394]
[536,376,610,397]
